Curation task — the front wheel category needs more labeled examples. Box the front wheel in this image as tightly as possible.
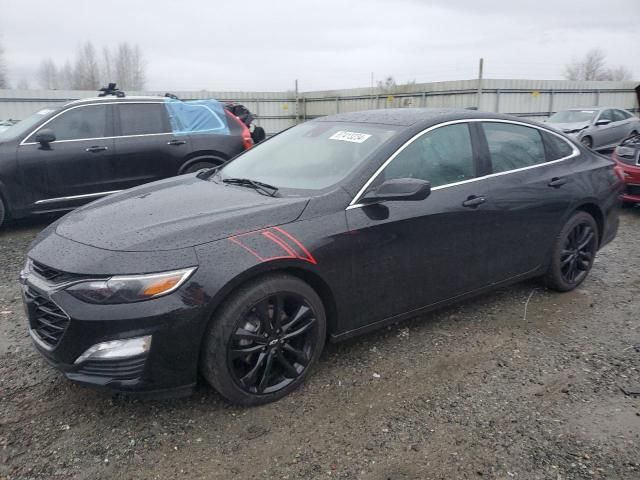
[201,274,326,405]
[543,212,598,292]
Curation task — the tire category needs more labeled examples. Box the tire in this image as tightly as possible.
[0,197,5,228]
[200,273,326,406]
[543,211,599,292]
[251,126,266,144]
[182,159,223,175]
[580,136,593,149]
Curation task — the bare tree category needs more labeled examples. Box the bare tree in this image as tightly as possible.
[59,60,74,89]
[101,46,113,84]
[564,49,633,81]
[35,41,148,92]
[37,58,59,89]
[377,76,397,93]
[603,65,633,81]
[0,39,8,89]
[72,41,100,90]
[113,42,146,90]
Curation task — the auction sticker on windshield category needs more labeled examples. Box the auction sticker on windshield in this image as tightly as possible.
[329,131,372,143]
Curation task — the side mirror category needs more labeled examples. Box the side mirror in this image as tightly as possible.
[595,119,611,126]
[361,178,431,204]
[34,128,56,145]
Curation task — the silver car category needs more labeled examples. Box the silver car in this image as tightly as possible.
[546,107,640,150]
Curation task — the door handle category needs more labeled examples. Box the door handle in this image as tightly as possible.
[548,177,567,188]
[85,146,108,153]
[167,139,186,146]
[462,195,486,208]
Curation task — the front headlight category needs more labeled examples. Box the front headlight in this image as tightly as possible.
[615,146,636,158]
[19,258,33,283]
[66,267,196,304]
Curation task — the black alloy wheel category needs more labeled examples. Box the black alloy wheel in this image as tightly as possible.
[544,211,598,292]
[201,274,326,405]
[559,222,596,284]
[228,293,318,394]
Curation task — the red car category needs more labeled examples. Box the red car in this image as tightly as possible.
[612,133,640,204]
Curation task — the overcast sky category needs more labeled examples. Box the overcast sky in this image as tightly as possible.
[1,0,639,92]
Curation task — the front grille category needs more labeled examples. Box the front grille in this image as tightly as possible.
[626,184,640,197]
[31,261,82,284]
[25,287,70,348]
[76,355,147,380]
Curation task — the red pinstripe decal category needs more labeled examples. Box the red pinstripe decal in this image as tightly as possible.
[272,227,318,264]
[262,231,298,258]
[229,227,317,265]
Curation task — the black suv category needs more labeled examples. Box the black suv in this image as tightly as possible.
[0,94,254,226]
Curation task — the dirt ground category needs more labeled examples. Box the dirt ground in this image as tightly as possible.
[0,208,639,480]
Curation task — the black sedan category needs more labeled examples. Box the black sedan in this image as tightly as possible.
[20,108,621,405]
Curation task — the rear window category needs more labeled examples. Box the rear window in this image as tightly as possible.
[483,122,546,173]
[542,131,574,160]
[118,103,168,136]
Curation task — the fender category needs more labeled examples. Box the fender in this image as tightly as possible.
[193,225,338,348]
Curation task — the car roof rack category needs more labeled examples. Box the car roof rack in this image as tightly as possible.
[98,83,126,98]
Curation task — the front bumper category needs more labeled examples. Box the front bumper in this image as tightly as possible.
[21,271,209,398]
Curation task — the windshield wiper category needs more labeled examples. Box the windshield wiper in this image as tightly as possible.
[222,177,279,197]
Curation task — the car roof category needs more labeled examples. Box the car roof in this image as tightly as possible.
[65,96,168,107]
[315,108,531,127]
[565,107,611,111]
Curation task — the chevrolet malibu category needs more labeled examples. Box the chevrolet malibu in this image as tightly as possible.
[20,109,622,405]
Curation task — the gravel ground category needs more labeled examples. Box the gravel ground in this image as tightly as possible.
[0,209,639,480]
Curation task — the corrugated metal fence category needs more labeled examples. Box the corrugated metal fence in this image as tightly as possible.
[1,79,638,135]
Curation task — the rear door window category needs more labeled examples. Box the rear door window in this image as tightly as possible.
[118,103,169,136]
[30,104,109,142]
[611,110,627,122]
[482,122,546,173]
[541,130,574,160]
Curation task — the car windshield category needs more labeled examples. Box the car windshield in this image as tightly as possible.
[548,110,596,124]
[0,106,60,141]
[218,121,400,191]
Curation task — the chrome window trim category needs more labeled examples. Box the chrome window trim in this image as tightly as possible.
[346,118,580,210]
[19,101,168,146]
[34,190,122,205]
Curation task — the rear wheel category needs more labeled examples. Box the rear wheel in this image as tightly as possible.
[543,212,598,292]
[182,158,224,174]
[580,136,593,148]
[201,274,326,405]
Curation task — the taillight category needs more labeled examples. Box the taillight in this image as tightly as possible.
[226,111,254,150]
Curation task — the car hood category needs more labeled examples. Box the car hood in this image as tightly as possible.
[55,175,310,252]
[547,121,589,132]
